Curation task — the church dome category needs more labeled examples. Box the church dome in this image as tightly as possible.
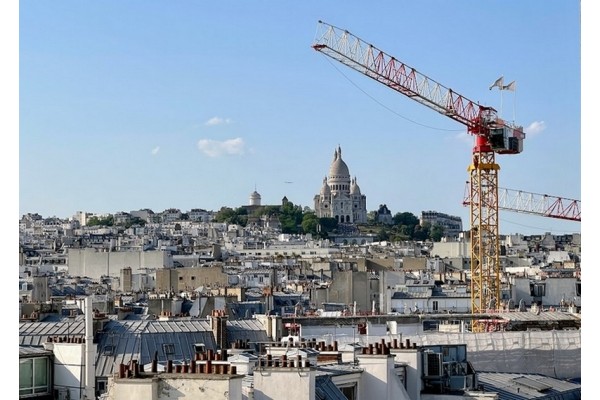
[328,146,350,178]
[320,177,331,195]
[350,177,361,195]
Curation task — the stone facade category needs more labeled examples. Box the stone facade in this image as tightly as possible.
[313,146,367,224]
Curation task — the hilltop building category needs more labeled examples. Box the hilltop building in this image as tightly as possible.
[420,211,463,238]
[249,188,261,206]
[313,146,368,224]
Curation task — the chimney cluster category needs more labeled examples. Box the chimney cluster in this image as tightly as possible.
[230,339,252,350]
[117,348,238,379]
[361,338,418,355]
[258,354,310,369]
[272,337,339,352]
[47,336,86,344]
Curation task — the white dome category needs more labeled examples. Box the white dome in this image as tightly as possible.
[320,177,331,195]
[328,146,350,178]
[350,177,361,195]
[249,190,261,206]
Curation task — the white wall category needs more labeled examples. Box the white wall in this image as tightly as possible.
[253,366,314,400]
[390,349,421,400]
[106,375,242,400]
[52,342,85,400]
[68,249,170,279]
[356,354,411,400]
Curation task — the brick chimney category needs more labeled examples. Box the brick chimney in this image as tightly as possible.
[210,309,228,349]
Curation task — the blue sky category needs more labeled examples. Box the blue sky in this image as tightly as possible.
[14,1,588,236]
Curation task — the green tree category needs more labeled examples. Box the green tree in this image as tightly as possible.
[392,212,419,227]
[213,207,236,222]
[261,205,282,216]
[301,212,319,236]
[413,222,431,241]
[279,201,303,234]
[213,206,248,226]
[429,224,444,242]
[124,217,146,229]
[367,210,378,224]
[318,217,338,234]
[376,227,389,242]
[87,215,114,227]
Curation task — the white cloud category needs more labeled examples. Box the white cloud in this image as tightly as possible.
[151,146,160,155]
[205,116,233,126]
[525,121,546,137]
[197,138,245,157]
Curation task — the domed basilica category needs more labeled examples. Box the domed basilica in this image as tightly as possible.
[313,146,367,224]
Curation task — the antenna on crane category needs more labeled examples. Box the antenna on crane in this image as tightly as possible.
[490,76,517,123]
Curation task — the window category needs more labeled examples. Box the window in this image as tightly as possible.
[163,343,175,356]
[340,384,357,400]
[432,301,439,312]
[19,357,50,396]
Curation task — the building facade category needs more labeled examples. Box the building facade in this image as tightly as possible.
[313,146,367,224]
[420,211,463,237]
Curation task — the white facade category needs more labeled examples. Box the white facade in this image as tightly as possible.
[249,190,262,206]
[510,276,580,307]
[254,364,315,400]
[314,146,367,224]
[106,375,243,400]
[356,354,411,400]
[67,248,171,279]
[431,239,470,258]
[420,211,463,237]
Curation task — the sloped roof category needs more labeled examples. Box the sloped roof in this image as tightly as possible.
[227,319,270,346]
[497,311,581,323]
[477,371,581,400]
[19,318,86,346]
[315,375,348,400]
[95,319,217,377]
[19,346,53,358]
[20,315,274,378]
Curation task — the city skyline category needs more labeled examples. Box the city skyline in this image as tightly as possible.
[17,1,585,236]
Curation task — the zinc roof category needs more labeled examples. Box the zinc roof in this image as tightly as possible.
[19,346,53,358]
[19,319,86,346]
[227,319,270,345]
[95,319,217,377]
[498,311,580,323]
[315,375,348,400]
[477,371,581,400]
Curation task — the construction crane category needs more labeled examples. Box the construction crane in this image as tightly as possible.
[464,185,581,222]
[312,21,526,321]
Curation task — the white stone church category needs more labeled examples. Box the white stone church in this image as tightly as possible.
[313,146,367,224]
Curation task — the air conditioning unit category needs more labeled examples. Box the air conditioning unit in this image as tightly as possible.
[424,352,443,376]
